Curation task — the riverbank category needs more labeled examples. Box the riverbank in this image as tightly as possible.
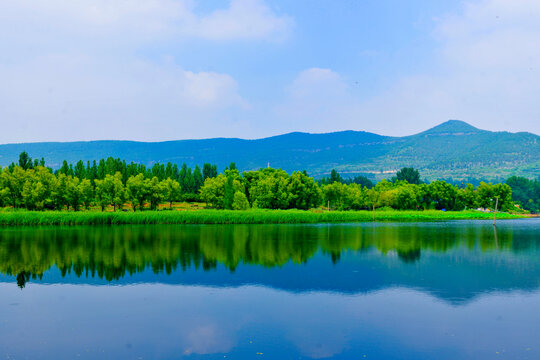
[0,209,524,226]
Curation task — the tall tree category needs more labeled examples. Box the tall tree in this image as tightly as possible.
[288,171,322,210]
[193,165,204,192]
[147,177,164,210]
[18,152,33,170]
[202,163,218,180]
[223,174,235,210]
[95,172,125,211]
[182,167,195,194]
[126,174,149,211]
[79,179,94,210]
[161,178,181,208]
[395,167,422,185]
[74,160,86,179]
[329,169,342,184]
[65,176,83,211]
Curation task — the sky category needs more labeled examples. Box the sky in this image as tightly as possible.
[1,0,539,143]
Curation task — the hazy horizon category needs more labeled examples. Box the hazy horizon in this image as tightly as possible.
[2,1,540,143]
[1,119,539,145]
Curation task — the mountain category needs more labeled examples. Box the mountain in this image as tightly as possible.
[0,120,538,181]
[419,119,483,135]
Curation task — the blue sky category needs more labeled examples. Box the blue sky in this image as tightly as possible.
[1,0,539,142]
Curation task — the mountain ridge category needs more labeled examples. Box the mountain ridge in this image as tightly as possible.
[419,119,483,135]
[1,120,537,145]
[0,120,538,181]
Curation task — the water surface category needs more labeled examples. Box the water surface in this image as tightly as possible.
[1,219,539,359]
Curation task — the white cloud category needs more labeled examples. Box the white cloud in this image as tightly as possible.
[0,0,292,44]
[435,0,540,73]
[370,0,540,134]
[184,324,235,355]
[188,0,293,41]
[0,54,248,142]
[181,70,248,108]
[274,68,361,133]
[277,0,540,136]
[287,68,347,100]
[0,0,290,142]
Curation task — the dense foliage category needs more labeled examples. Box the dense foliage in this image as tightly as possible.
[506,176,540,212]
[0,152,528,213]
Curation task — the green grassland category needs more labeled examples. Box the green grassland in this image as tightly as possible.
[0,209,523,226]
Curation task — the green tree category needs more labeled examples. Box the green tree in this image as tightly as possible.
[21,169,47,210]
[427,181,458,210]
[193,165,204,192]
[344,184,368,210]
[324,183,368,211]
[458,183,477,210]
[349,175,374,188]
[378,189,398,208]
[202,163,218,180]
[18,152,33,170]
[95,172,125,211]
[329,169,342,184]
[51,173,69,210]
[74,160,86,179]
[506,176,539,212]
[249,168,290,209]
[223,173,235,210]
[395,184,419,210]
[288,171,322,210]
[79,179,94,210]
[200,173,243,209]
[97,159,106,180]
[28,166,56,210]
[65,176,83,211]
[183,168,195,194]
[148,177,164,210]
[232,191,249,210]
[0,167,26,208]
[200,175,226,208]
[394,167,421,185]
[322,182,345,210]
[367,188,380,213]
[58,160,73,176]
[477,182,513,211]
[126,174,150,211]
[161,177,181,208]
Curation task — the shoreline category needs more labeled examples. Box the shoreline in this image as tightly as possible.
[0,209,525,226]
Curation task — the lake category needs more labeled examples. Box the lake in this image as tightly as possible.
[0,219,539,359]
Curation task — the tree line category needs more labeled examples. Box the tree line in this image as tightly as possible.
[0,153,532,212]
[0,152,222,210]
[506,176,540,212]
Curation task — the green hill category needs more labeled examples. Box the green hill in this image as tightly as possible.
[0,120,538,181]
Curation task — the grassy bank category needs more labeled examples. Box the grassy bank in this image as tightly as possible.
[0,209,523,226]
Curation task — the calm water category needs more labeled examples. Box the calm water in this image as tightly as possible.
[0,219,539,359]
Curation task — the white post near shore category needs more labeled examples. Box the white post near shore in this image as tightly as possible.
[493,196,499,226]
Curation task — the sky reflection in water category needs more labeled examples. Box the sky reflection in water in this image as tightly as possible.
[0,219,539,359]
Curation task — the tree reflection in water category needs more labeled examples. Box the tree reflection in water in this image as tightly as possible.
[0,223,526,287]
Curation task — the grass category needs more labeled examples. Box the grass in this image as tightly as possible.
[0,209,524,226]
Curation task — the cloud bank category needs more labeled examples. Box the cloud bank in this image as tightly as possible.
[0,0,539,143]
[277,0,540,136]
[0,0,290,142]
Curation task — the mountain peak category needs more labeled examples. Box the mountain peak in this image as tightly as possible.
[421,120,482,135]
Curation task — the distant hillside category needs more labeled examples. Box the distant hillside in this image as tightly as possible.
[0,120,538,181]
